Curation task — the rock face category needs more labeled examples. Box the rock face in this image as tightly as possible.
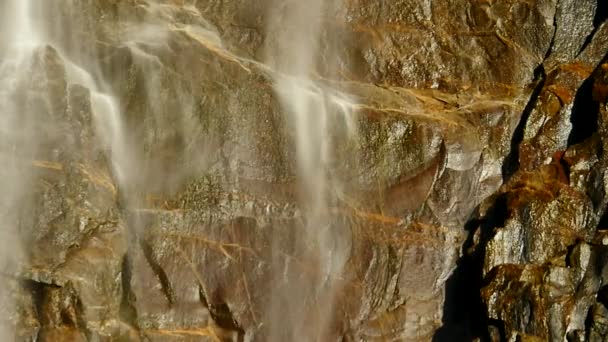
[0,0,607,341]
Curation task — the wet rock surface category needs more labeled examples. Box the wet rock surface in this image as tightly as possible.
[1,0,607,341]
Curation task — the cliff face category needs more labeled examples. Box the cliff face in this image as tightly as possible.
[1,0,607,341]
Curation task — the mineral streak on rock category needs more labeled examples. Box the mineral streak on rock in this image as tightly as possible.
[0,0,606,341]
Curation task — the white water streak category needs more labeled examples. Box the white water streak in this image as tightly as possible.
[267,0,357,339]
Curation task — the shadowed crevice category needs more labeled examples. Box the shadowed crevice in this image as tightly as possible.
[578,0,608,56]
[208,302,245,340]
[434,194,509,341]
[22,280,93,340]
[594,0,608,27]
[568,77,599,146]
[198,283,245,341]
[140,238,176,306]
[502,66,547,180]
[119,254,139,329]
[568,53,608,147]
[598,208,608,230]
[21,279,50,328]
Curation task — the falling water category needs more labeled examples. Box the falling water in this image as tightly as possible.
[0,0,358,339]
[266,0,357,340]
[0,0,130,335]
[0,2,37,336]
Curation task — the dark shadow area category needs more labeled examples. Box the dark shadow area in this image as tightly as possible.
[119,254,139,329]
[207,302,246,341]
[598,208,608,230]
[568,77,599,146]
[597,285,608,308]
[502,66,546,181]
[21,279,49,322]
[568,51,608,147]
[579,1,608,55]
[433,195,509,342]
[594,0,608,28]
[140,237,176,305]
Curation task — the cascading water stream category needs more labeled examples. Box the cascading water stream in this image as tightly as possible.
[0,0,130,329]
[0,1,48,337]
[266,0,358,340]
[0,0,360,339]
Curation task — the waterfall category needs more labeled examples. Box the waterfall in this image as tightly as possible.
[266,0,357,340]
[0,0,358,339]
[0,0,48,337]
[0,1,129,334]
